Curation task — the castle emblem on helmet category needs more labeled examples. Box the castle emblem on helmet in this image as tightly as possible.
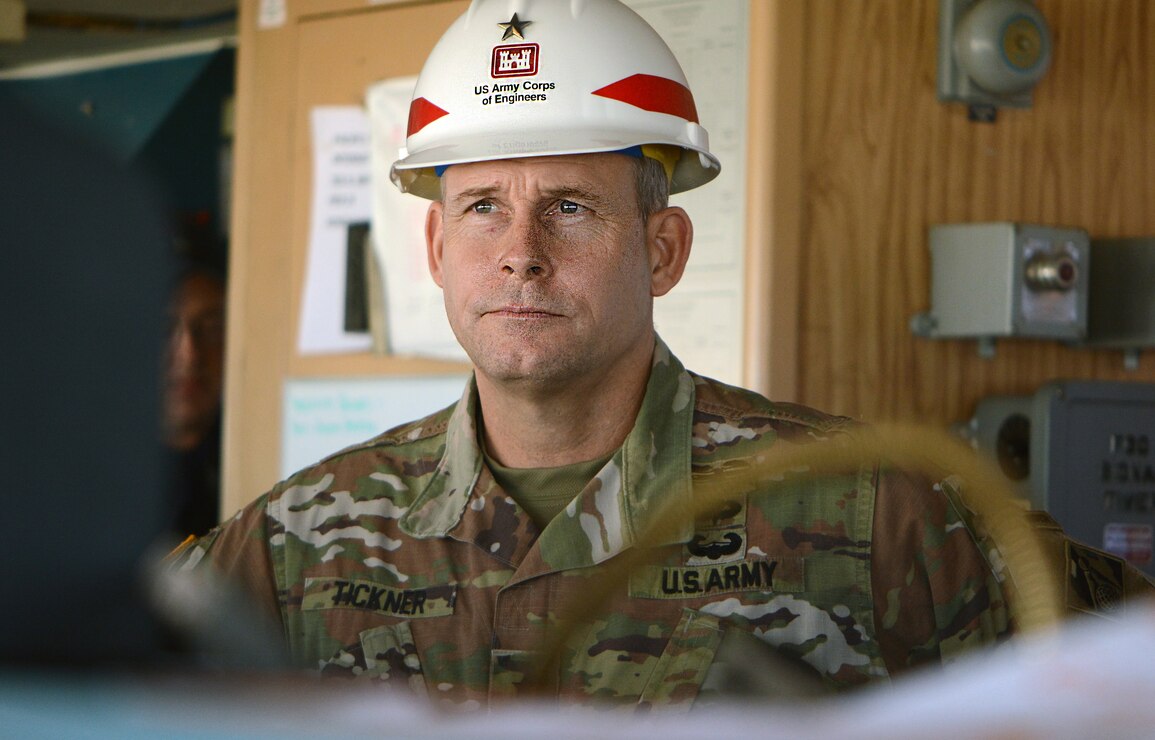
[492,44,538,78]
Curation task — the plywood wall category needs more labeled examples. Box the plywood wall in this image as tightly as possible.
[222,0,469,515]
[792,0,1155,426]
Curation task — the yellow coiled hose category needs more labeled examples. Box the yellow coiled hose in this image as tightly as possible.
[530,423,1064,690]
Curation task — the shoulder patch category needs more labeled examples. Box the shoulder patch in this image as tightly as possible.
[165,534,198,561]
[1066,541,1126,620]
[690,373,854,438]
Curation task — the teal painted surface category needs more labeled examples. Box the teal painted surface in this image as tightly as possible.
[0,47,236,243]
[0,51,220,163]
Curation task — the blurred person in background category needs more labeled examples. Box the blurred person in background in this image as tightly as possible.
[163,242,226,538]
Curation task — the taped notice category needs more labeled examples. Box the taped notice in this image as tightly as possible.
[258,0,286,29]
[1104,523,1153,566]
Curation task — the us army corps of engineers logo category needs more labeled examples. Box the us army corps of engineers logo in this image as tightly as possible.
[492,44,538,78]
[475,13,554,107]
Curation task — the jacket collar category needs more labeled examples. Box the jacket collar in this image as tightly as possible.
[399,337,696,565]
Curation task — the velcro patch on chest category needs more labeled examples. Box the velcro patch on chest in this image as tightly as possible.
[628,558,804,599]
[302,577,457,618]
[685,528,747,565]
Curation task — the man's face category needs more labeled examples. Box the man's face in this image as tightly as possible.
[163,271,226,448]
[427,153,661,393]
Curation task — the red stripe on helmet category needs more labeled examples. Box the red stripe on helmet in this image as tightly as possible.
[591,74,699,123]
[407,97,449,137]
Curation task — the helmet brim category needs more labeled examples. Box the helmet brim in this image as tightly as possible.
[392,129,720,200]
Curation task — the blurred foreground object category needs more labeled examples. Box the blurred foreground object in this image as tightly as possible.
[0,101,172,664]
[2,600,1153,738]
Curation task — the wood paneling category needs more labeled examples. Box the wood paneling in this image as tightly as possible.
[796,0,1155,425]
[746,0,804,401]
[222,0,468,516]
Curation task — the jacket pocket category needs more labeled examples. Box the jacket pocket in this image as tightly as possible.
[637,608,725,711]
[638,608,831,712]
[320,621,428,698]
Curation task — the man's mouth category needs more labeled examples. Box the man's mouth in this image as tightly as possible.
[486,304,562,319]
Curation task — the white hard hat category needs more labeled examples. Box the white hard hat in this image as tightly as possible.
[390,0,720,199]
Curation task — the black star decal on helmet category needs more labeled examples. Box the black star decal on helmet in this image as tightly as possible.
[498,12,532,41]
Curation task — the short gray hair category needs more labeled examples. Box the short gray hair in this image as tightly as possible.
[632,154,671,223]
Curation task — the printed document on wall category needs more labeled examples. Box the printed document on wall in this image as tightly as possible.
[624,0,748,386]
[297,106,374,354]
[367,76,468,361]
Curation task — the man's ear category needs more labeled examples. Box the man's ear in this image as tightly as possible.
[647,206,693,297]
[425,200,445,288]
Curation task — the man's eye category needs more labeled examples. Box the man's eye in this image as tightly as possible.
[557,200,582,215]
[471,201,496,215]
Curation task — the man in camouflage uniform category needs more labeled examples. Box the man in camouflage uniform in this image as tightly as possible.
[171,0,1152,711]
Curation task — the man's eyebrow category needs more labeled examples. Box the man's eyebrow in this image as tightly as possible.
[445,183,609,206]
[543,184,606,204]
[446,184,501,205]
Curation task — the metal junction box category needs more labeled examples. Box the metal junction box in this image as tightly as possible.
[1083,237,1155,350]
[916,222,1090,342]
[965,381,1155,576]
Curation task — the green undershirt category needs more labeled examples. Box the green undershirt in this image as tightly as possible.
[485,453,612,530]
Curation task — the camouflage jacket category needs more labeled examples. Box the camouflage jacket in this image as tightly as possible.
[172,339,1146,711]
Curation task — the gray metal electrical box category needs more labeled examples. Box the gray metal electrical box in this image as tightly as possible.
[915,222,1090,342]
[965,381,1155,576]
[1032,381,1155,575]
[1084,237,1155,350]
[966,393,1033,495]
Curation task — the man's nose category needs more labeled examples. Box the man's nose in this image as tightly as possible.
[168,322,199,365]
[498,213,552,280]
